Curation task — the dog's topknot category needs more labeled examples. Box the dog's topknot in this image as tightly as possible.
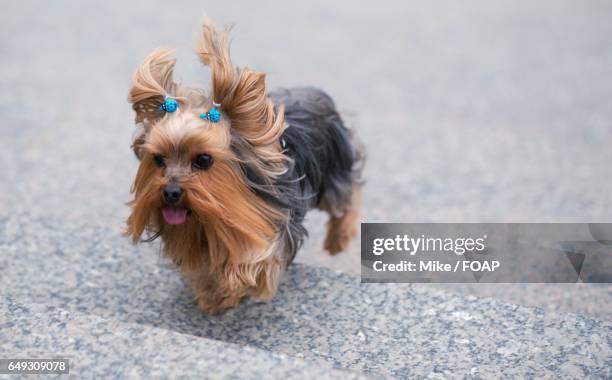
[196,21,236,106]
[196,20,287,177]
[128,48,182,126]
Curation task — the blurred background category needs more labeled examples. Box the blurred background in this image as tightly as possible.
[1,1,611,318]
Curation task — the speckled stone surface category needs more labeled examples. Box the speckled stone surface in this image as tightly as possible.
[1,0,612,319]
[1,216,611,378]
[1,297,368,379]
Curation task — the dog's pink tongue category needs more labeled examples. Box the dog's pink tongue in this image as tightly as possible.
[162,206,188,225]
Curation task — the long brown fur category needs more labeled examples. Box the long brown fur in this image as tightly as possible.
[196,21,287,176]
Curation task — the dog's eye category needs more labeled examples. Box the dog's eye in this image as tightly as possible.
[193,154,214,170]
[152,154,166,168]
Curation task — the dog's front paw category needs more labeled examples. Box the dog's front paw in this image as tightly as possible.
[195,293,243,315]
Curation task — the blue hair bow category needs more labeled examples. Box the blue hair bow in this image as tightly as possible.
[159,95,179,113]
[200,102,221,123]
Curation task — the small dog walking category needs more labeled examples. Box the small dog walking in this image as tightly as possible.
[126,20,364,313]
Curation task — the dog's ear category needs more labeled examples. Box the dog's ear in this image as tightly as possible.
[128,48,178,158]
[197,21,285,169]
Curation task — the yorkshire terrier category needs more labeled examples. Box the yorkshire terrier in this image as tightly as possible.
[126,20,364,314]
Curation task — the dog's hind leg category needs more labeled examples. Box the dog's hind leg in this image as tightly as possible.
[322,186,361,255]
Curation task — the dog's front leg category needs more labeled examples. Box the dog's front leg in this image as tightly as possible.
[190,257,283,314]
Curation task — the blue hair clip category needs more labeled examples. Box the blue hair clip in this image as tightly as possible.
[200,102,221,123]
[159,95,179,113]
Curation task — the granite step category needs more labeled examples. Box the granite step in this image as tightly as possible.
[1,215,611,378]
[1,297,368,379]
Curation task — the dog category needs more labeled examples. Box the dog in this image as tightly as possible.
[126,20,364,314]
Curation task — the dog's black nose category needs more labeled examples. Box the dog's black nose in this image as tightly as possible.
[163,183,183,204]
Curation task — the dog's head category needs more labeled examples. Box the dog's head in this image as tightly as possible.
[126,21,288,263]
